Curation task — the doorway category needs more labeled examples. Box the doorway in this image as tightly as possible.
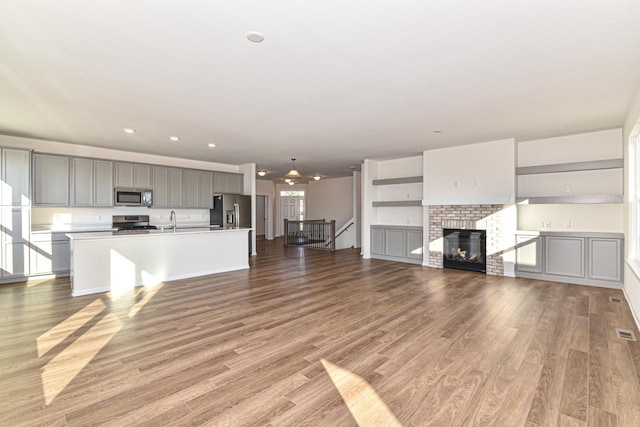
[280,190,305,236]
[256,195,266,239]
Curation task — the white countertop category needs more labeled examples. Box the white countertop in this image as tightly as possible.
[66,226,251,240]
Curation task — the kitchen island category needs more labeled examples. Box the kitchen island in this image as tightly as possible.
[66,227,251,296]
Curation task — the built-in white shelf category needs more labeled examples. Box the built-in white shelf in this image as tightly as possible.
[516,159,623,176]
[517,195,623,204]
[372,176,423,186]
[372,200,422,207]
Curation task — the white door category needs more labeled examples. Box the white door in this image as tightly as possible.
[281,197,300,221]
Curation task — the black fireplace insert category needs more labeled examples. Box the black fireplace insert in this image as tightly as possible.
[442,228,486,273]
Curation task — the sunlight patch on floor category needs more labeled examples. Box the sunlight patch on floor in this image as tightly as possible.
[128,282,163,318]
[41,313,122,405]
[36,299,106,357]
[321,359,402,426]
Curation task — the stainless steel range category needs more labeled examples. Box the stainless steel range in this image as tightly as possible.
[112,215,157,233]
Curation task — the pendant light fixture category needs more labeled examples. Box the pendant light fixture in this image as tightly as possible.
[285,158,302,179]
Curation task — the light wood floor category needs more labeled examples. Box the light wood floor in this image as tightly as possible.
[2,239,640,426]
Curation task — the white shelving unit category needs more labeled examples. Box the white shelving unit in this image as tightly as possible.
[516,158,623,204]
[362,157,424,262]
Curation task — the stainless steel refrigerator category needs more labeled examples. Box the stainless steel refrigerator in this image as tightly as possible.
[210,193,252,251]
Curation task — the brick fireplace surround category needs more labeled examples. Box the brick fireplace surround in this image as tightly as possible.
[428,204,508,276]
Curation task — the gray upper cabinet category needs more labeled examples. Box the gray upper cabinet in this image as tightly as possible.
[213,172,243,194]
[134,164,152,188]
[33,153,70,206]
[198,171,213,209]
[1,148,31,206]
[71,158,94,206]
[69,158,112,207]
[183,169,199,208]
[153,166,184,209]
[168,168,183,208]
[115,162,152,188]
[152,166,169,208]
[115,162,133,187]
[94,160,113,206]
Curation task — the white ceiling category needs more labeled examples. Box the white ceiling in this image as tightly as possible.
[1,1,640,182]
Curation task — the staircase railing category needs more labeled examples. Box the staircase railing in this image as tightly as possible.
[325,221,354,248]
[284,219,336,251]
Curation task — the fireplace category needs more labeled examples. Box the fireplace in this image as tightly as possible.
[442,228,486,273]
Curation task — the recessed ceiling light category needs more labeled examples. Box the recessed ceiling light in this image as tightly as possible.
[433,130,443,133]
[247,31,264,43]
[169,136,180,142]
[123,128,136,134]
[208,143,217,148]
[313,175,321,181]
[257,170,267,177]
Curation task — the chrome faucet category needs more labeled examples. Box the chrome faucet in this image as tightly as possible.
[170,210,176,232]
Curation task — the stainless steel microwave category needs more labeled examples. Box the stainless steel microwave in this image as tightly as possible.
[114,188,153,207]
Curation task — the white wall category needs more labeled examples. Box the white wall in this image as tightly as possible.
[307,176,353,228]
[517,129,623,233]
[517,204,623,233]
[353,170,362,249]
[423,139,515,205]
[624,87,640,329]
[256,179,276,240]
[518,129,623,166]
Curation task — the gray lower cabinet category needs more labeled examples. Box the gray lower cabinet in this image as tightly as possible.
[1,207,30,280]
[371,228,385,255]
[588,238,622,282]
[515,235,542,274]
[33,153,70,206]
[545,236,584,278]
[515,232,623,288]
[2,148,31,206]
[214,172,243,194]
[370,225,423,265]
[30,232,70,276]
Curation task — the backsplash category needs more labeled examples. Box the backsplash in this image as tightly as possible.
[32,207,211,229]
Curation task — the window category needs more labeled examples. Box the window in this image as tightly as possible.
[280,190,305,197]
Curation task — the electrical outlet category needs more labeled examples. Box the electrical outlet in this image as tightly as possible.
[97,215,102,221]
[406,193,410,199]
[453,181,458,188]
[473,179,478,187]
[563,220,571,228]
[564,185,570,193]
[544,220,551,228]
